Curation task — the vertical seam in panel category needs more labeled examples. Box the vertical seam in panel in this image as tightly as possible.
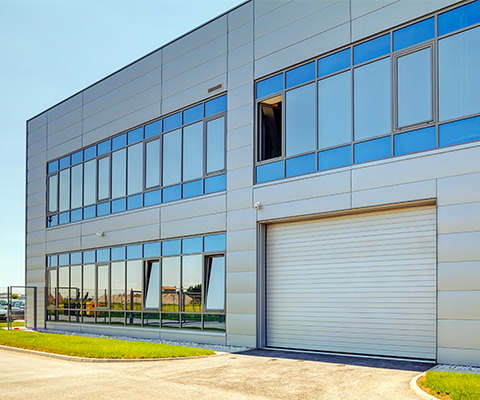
[349,0,352,43]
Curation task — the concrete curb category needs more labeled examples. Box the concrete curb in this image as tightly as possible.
[410,373,438,400]
[0,344,222,363]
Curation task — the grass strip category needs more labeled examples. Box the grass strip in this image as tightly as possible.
[419,371,480,400]
[0,329,213,359]
[0,321,25,328]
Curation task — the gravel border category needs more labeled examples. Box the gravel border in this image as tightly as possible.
[430,364,480,375]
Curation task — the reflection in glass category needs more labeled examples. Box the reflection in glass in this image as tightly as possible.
[286,61,315,88]
[256,161,283,183]
[162,257,180,312]
[127,143,143,195]
[71,164,83,209]
[397,48,432,127]
[318,71,351,149]
[58,267,69,310]
[285,83,316,157]
[182,255,202,312]
[205,256,225,310]
[127,260,143,311]
[47,269,57,308]
[354,58,391,140]
[82,264,95,322]
[144,312,160,327]
[439,26,480,122]
[203,314,226,332]
[204,174,226,193]
[183,122,203,181]
[285,153,316,178]
[127,312,142,326]
[206,117,225,173]
[83,160,96,206]
[98,157,110,201]
[145,139,160,188]
[112,149,126,199]
[110,311,125,325]
[162,313,180,328]
[163,129,182,186]
[182,314,201,330]
[97,265,109,308]
[48,175,58,213]
[111,262,125,310]
[145,261,160,309]
[393,17,434,52]
[70,265,82,313]
[59,169,70,212]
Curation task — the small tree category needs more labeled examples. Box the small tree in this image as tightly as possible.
[11,293,19,299]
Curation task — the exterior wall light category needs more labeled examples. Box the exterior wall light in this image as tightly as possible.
[95,231,104,237]
[253,202,261,210]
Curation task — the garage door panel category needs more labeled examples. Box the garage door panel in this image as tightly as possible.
[266,206,437,360]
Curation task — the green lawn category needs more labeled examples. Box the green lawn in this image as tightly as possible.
[0,329,213,359]
[0,321,25,328]
[419,371,480,400]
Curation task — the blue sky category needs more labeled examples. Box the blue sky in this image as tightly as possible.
[0,0,241,289]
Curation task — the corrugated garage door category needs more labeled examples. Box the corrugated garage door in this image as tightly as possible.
[266,206,437,360]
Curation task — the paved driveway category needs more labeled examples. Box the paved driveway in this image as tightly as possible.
[1,348,432,399]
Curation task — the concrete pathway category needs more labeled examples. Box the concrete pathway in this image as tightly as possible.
[0,347,433,399]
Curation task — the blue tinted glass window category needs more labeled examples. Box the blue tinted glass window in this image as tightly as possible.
[318,48,350,78]
[204,174,226,194]
[144,242,161,258]
[96,202,110,216]
[71,151,83,165]
[83,205,95,219]
[70,252,82,265]
[286,62,315,88]
[111,246,125,261]
[84,146,96,160]
[70,208,82,222]
[353,34,390,65]
[49,255,58,267]
[162,185,181,202]
[128,127,143,144]
[439,115,480,147]
[47,215,58,227]
[112,133,126,150]
[205,95,227,117]
[59,212,70,225]
[111,198,126,213]
[183,104,203,124]
[204,234,226,252]
[97,140,111,155]
[97,249,110,262]
[162,240,181,256]
[393,17,434,51]
[127,194,143,210]
[144,189,161,206]
[127,244,142,259]
[438,0,480,36]
[256,161,283,183]
[183,180,203,199]
[285,153,316,177]
[182,237,203,254]
[145,120,162,138]
[83,250,95,264]
[163,112,181,131]
[59,156,70,170]
[256,74,283,99]
[394,127,436,156]
[354,136,391,163]
[48,161,58,174]
[318,145,352,171]
[58,253,69,266]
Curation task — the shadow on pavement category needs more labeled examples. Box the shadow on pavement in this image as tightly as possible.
[235,348,434,372]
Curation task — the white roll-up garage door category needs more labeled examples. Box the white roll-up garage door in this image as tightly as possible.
[266,206,437,360]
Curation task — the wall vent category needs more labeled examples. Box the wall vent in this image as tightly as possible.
[208,83,223,93]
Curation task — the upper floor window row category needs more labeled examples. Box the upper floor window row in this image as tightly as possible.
[255,0,480,183]
[46,95,227,228]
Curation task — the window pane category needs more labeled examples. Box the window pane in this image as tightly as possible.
[84,146,96,160]
[97,265,108,308]
[438,0,480,36]
[182,237,202,254]
[205,256,225,310]
[163,129,182,186]
[71,151,83,165]
[204,174,226,193]
[145,261,160,309]
[112,133,126,150]
[354,34,390,65]
[144,242,161,258]
[205,95,227,116]
[97,248,110,263]
[318,145,352,171]
[111,262,125,310]
[145,120,162,138]
[259,97,282,161]
[394,127,436,155]
[256,161,283,183]
[112,149,126,199]
[183,104,203,124]
[144,189,161,206]
[183,122,203,181]
[98,157,110,201]
[70,265,81,313]
[318,48,350,78]
[82,264,95,314]
[162,184,181,202]
[354,136,391,163]
[162,257,180,312]
[111,198,126,213]
[318,71,352,149]
[204,234,226,252]
[439,115,480,147]
[59,169,70,212]
[96,202,110,216]
[127,244,142,259]
[146,139,160,189]
[354,58,391,140]
[182,255,202,312]
[256,73,283,99]
[128,127,143,144]
[286,61,315,88]
[163,240,181,256]
[59,156,70,170]
[71,165,83,209]
[47,269,57,307]
[126,260,143,311]
[48,175,58,213]
[163,112,181,132]
[285,83,316,157]
[127,143,143,195]
[127,194,143,210]
[285,153,316,177]
[183,180,203,198]
[439,26,480,122]
[393,17,434,51]
[111,247,125,261]
[97,140,111,156]
[48,161,58,174]
[397,48,432,127]
[83,160,96,206]
[204,314,225,331]
[58,266,69,310]
[70,209,82,222]
[206,117,225,173]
